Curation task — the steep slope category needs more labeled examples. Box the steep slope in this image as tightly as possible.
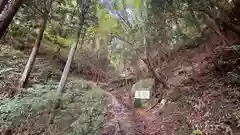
[0,44,106,135]
[100,34,240,135]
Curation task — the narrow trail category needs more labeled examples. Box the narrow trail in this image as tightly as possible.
[93,83,134,134]
[102,90,137,135]
[96,36,238,135]
[99,56,209,135]
[99,82,167,135]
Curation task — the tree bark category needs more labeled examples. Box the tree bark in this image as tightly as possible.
[48,13,86,124]
[0,0,23,39]
[56,35,82,95]
[18,10,50,88]
[0,0,8,14]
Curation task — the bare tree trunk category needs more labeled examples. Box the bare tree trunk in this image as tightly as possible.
[0,0,22,39]
[56,38,81,95]
[48,14,85,124]
[0,0,8,14]
[19,10,50,88]
[140,53,168,89]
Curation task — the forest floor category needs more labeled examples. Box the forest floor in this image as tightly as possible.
[101,34,240,135]
[0,33,240,135]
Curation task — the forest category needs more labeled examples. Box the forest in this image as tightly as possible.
[0,0,240,134]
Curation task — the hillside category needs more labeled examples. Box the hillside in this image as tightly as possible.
[1,0,240,135]
[101,33,240,135]
[1,31,239,135]
[0,44,106,134]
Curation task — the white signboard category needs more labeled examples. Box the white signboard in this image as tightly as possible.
[134,90,150,99]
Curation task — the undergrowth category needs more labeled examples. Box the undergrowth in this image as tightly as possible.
[0,79,106,134]
[0,84,53,128]
[0,45,106,134]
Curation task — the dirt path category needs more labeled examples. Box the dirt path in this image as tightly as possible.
[99,83,166,135]
[99,50,214,135]
[86,36,240,135]
[102,90,137,135]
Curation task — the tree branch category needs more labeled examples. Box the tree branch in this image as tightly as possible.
[33,3,44,15]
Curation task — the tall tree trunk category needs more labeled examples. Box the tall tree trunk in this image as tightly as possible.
[0,0,8,14]
[48,14,85,124]
[0,0,22,39]
[142,37,169,89]
[18,10,50,88]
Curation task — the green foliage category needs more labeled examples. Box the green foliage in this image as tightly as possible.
[7,0,82,49]
[0,79,105,134]
[53,79,106,135]
[48,0,80,38]
[67,100,105,135]
[96,4,118,34]
[192,129,202,135]
[94,0,148,72]
[0,44,105,134]
[147,0,208,50]
[127,0,142,9]
[7,0,48,40]
[0,84,55,128]
[44,32,72,47]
